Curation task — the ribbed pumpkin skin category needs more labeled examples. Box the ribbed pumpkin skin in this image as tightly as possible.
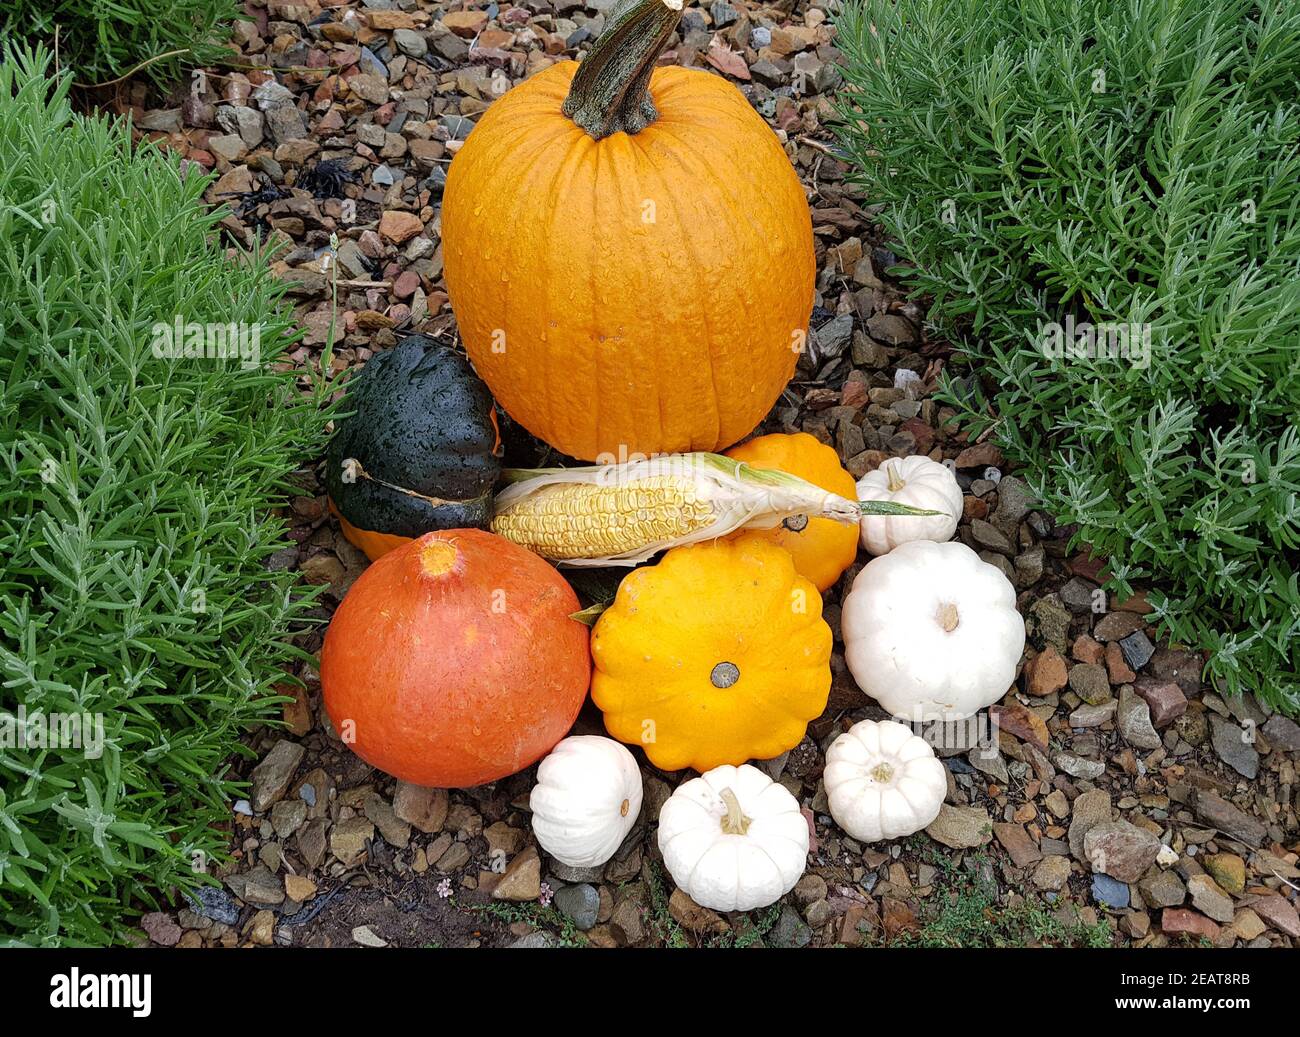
[442,61,815,462]
[725,432,860,592]
[591,535,831,772]
[320,529,592,787]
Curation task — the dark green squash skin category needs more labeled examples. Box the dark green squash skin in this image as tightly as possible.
[326,336,501,537]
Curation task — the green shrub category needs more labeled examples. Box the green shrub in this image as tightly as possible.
[0,48,330,946]
[1,0,241,86]
[835,0,1300,712]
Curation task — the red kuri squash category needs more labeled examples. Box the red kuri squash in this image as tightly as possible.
[320,529,592,787]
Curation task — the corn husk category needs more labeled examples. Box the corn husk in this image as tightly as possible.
[491,451,939,566]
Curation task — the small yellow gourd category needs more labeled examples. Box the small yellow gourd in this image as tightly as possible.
[725,432,860,591]
[591,535,832,772]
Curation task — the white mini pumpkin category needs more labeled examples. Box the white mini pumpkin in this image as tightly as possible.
[841,540,1025,721]
[824,719,947,842]
[530,736,643,868]
[856,455,961,555]
[657,764,807,912]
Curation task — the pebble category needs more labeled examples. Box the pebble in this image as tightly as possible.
[1093,611,1146,641]
[1068,663,1112,705]
[610,898,645,946]
[1138,870,1186,908]
[348,73,390,104]
[250,739,305,812]
[187,886,240,926]
[493,846,542,901]
[1059,577,1099,614]
[271,799,307,840]
[436,841,471,872]
[1209,715,1259,779]
[1186,874,1235,923]
[1024,645,1069,696]
[393,28,427,57]
[1261,713,1300,751]
[510,932,558,948]
[1194,791,1267,847]
[1135,679,1188,727]
[553,884,601,931]
[668,889,728,935]
[1250,894,1300,937]
[284,874,318,902]
[1201,853,1246,895]
[794,873,829,906]
[352,925,387,947]
[329,817,374,867]
[249,910,277,946]
[1043,789,1069,819]
[1118,629,1156,671]
[813,314,853,360]
[1070,701,1116,728]
[1032,856,1071,891]
[993,822,1042,867]
[1117,684,1161,749]
[970,518,1014,555]
[363,791,411,847]
[393,783,449,833]
[1104,641,1136,684]
[1054,751,1106,780]
[548,861,605,884]
[1161,908,1219,940]
[925,804,993,849]
[232,865,285,907]
[378,210,424,244]
[1083,821,1160,882]
[1026,596,1071,653]
[1068,789,1113,859]
[141,912,182,946]
[1232,908,1267,940]
[991,476,1034,530]
[771,905,813,948]
[1091,874,1130,909]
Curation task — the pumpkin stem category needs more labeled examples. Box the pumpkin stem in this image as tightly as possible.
[710,661,741,688]
[718,787,751,836]
[886,462,905,493]
[936,602,960,632]
[562,0,684,140]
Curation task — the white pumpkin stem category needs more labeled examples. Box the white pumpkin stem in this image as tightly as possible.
[718,787,751,836]
[886,462,905,493]
[937,602,960,632]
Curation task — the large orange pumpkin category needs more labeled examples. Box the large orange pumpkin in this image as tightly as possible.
[725,433,860,592]
[320,529,591,787]
[441,0,815,462]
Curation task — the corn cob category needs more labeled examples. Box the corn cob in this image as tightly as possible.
[491,452,940,566]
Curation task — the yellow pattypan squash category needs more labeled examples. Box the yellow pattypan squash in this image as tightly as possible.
[590,534,832,772]
[725,432,860,592]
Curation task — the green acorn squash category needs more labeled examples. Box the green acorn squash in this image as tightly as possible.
[326,335,501,560]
